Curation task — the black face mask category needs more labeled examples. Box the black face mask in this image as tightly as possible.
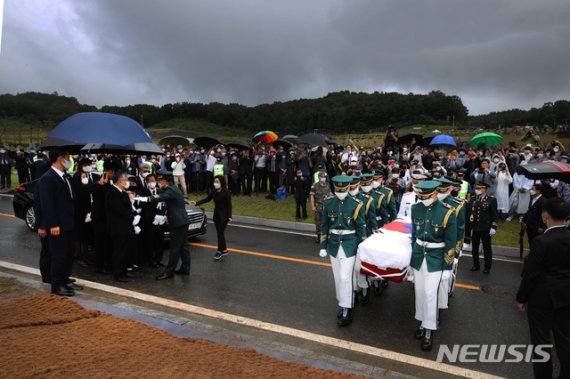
[451,190,459,197]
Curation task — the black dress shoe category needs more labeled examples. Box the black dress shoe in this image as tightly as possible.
[65,282,83,291]
[51,285,75,297]
[470,266,480,271]
[483,268,490,274]
[156,272,174,280]
[421,329,434,351]
[360,288,370,305]
[115,275,131,283]
[337,308,344,320]
[174,269,190,275]
[337,308,353,327]
[414,327,425,339]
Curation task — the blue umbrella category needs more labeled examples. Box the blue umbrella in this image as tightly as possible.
[429,134,456,147]
[40,112,154,152]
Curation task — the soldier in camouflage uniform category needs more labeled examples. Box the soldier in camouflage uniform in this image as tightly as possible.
[319,175,367,327]
[371,169,392,227]
[410,181,457,351]
[310,171,332,243]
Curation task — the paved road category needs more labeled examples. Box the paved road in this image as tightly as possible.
[0,196,537,378]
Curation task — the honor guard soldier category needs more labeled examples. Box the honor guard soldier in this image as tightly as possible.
[434,177,466,308]
[319,175,367,327]
[411,181,457,351]
[371,169,391,227]
[398,171,427,218]
[377,171,397,222]
[468,181,498,274]
[350,175,378,236]
[360,173,384,235]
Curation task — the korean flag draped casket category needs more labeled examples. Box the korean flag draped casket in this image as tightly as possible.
[358,218,413,283]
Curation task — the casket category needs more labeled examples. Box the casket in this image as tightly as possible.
[360,263,407,283]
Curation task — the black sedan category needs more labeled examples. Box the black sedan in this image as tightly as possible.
[13,180,207,239]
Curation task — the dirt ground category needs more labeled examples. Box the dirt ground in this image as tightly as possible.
[0,278,365,379]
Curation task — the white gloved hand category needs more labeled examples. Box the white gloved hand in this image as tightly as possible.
[453,258,459,265]
[132,215,141,226]
[135,196,150,203]
[134,226,141,235]
[441,270,453,280]
[135,208,142,214]
[160,215,168,225]
[84,212,92,223]
[152,215,160,225]
[489,228,496,237]
[319,249,328,258]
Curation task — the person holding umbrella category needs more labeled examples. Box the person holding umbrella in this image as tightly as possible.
[190,176,232,261]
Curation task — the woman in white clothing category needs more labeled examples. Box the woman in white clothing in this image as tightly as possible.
[494,161,512,219]
[171,153,187,196]
[507,167,533,220]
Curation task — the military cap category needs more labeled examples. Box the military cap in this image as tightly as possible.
[414,180,439,199]
[359,173,373,184]
[332,176,352,192]
[448,176,463,186]
[155,170,173,182]
[435,177,455,189]
[411,170,427,181]
[349,175,361,187]
[475,181,490,189]
[372,169,385,179]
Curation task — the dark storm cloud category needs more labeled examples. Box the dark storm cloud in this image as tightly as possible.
[1,0,569,114]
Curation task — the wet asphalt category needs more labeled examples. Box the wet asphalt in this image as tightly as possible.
[0,196,540,378]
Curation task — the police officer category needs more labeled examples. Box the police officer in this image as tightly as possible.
[469,182,498,274]
[310,171,331,243]
[398,170,427,218]
[319,175,367,327]
[434,177,466,308]
[411,181,457,351]
[371,169,391,227]
[137,171,191,280]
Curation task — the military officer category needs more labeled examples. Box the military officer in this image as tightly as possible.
[398,170,427,218]
[469,181,498,274]
[434,177,466,308]
[376,170,397,222]
[136,171,191,280]
[411,181,457,351]
[310,171,332,243]
[371,169,392,227]
[319,175,367,327]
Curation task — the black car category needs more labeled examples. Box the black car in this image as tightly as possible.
[13,180,207,239]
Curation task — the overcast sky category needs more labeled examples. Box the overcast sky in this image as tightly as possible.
[1,0,569,115]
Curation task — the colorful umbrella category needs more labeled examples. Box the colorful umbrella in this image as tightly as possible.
[252,130,278,144]
[469,132,503,147]
[429,134,456,147]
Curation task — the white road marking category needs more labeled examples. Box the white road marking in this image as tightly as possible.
[0,193,14,197]
[211,220,315,237]
[0,260,505,379]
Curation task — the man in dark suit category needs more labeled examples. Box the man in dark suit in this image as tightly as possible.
[522,183,546,248]
[30,152,50,181]
[91,161,116,274]
[106,172,138,282]
[140,174,166,267]
[35,149,79,296]
[516,198,570,379]
[469,181,498,273]
[137,171,190,280]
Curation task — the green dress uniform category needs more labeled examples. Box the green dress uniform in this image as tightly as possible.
[379,186,397,222]
[353,175,378,237]
[370,189,389,228]
[410,181,457,351]
[469,182,498,273]
[319,176,367,327]
[310,176,332,240]
[147,172,191,278]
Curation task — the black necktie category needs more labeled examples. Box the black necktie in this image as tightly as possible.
[63,174,73,199]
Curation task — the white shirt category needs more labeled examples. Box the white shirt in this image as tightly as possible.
[171,160,186,176]
[206,155,216,172]
[255,154,266,168]
[544,225,566,233]
[51,166,73,199]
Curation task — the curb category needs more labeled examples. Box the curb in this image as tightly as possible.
[205,211,528,259]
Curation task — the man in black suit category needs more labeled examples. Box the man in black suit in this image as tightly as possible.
[516,198,570,379]
[91,161,116,274]
[34,149,79,296]
[522,183,546,248]
[106,172,138,282]
[140,174,166,266]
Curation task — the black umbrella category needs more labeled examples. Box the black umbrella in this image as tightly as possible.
[521,162,570,183]
[81,142,163,155]
[397,132,423,145]
[297,133,328,147]
[193,136,221,150]
[420,135,436,147]
[227,140,251,150]
[158,135,192,147]
[273,140,293,150]
[282,134,298,142]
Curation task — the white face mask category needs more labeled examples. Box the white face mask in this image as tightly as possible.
[372,181,381,189]
[554,147,560,152]
[82,165,92,173]
[62,158,72,170]
[142,172,149,178]
[319,177,326,183]
[361,185,372,193]
[475,189,482,196]
[0,149,6,154]
[421,198,434,207]
[530,189,536,196]
[125,160,131,165]
[349,189,359,197]
[124,182,130,190]
[437,193,448,201]
[493,158,499,163]
[148,182,156,189]
[81,177,89,185]
[336,192,348,201]
[213,182,221,189]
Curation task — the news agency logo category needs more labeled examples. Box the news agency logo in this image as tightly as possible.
[436,344,552,363]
